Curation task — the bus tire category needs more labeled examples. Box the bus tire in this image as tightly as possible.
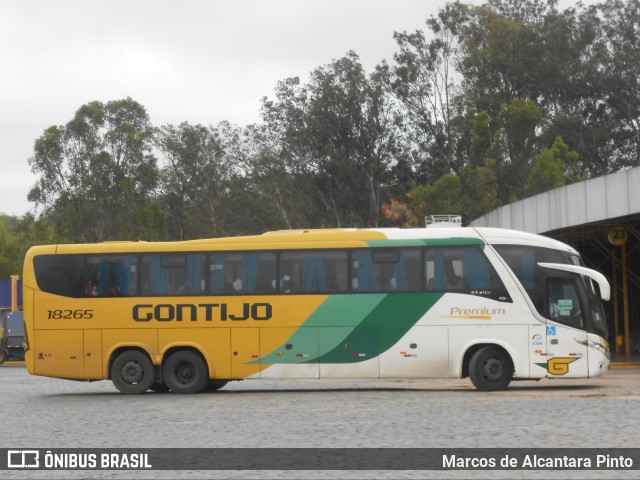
[163,350,209,394]
[111,350,155,395]
[469,346,513,391]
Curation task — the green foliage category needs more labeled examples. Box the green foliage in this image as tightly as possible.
[525,136,580,196]
[459,161,500,221]
[408,174,463,222]
[0,216,22,278]
[0,214,59,277]
[28,98,163,242]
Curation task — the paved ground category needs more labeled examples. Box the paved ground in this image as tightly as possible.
[1,364,639,479]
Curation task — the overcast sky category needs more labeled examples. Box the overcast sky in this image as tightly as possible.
[2,0,470,217]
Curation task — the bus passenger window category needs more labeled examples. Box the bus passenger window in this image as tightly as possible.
[86,255,137,297]
[185,255,206,294]
[352,251,380,292]
[280,251,347,293]
[424,246,508,299]
[424,249,448,291]
[370,248,420,292]
[209,252,275,295]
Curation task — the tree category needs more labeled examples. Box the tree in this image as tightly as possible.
[459,161,500,220]
[407,173,463,223]
[597,0,640,169]
[0,214,58,278]
[156,122,233,239]
[496,98,545,201]
[0,216,23,278]
[391,2,469,182]
[28,98,163,242]
[226,123,313,231]
[525,136,580,196]
[262,52,401,227]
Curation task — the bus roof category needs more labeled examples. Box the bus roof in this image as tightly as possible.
[28,226,577,255]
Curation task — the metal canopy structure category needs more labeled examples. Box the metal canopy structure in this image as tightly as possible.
[471,166,640,356]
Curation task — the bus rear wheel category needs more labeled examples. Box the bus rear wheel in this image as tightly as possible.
[163,351,209,394]
[469,346,513,391]
[111,350,155,394]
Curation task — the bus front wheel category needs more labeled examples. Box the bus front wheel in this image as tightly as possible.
[469,346,513,391]
[111,350,155,394]
[163,350,209,394]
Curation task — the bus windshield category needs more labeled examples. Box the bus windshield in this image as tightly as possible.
[583,276,608,339]
[493,245,608,337]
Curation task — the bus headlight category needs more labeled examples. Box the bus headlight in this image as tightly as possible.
[588,340,610,358]
[576,338,610,358]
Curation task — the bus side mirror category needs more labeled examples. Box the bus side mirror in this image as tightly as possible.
[538,263,610,301]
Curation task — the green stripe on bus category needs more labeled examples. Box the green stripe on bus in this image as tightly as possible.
[259,292,444,365]
[312,293,443,364]
[257,294,385,364]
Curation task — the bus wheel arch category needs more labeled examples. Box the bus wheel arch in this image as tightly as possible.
[109,348,156,395]
[162,348,209,394]
[463,344,514,391]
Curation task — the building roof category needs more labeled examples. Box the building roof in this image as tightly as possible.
[470,165,640,235]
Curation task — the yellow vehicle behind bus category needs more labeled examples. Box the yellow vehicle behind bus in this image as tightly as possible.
[22,226,611,394]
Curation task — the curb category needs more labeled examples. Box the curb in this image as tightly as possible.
[610,363,640,370]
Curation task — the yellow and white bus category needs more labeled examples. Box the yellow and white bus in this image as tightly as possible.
[22,224,611,394]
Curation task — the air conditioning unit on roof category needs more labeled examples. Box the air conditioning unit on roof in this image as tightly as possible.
[425,215,463,228]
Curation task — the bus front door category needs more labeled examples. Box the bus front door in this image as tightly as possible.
[545,278,589,379]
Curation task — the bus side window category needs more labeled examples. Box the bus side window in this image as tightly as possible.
[185,254,206,294]
[463,247,490,290]
[141,255,170,295]
[425,249,447,291]
[445,255,466,290]
[83,257,103,297]
[370,248,420,292]
[424,246,507,296]
[209,252,276,295]
[33,254,85,297]
[279,251,347,293]
[352,251,380,292]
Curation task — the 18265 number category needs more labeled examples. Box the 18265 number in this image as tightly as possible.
[47,309,94,319]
